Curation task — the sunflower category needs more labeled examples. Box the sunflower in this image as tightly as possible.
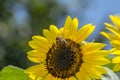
[25,16,110,80]
[101,15,120,72]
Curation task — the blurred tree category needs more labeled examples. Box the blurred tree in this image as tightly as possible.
[0,0,66,69]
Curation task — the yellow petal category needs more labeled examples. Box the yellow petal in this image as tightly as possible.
[64,16,72,29]
[27,50,46,63]
[113,63,120,72]
[110,40,120,49]
[74,24,95,43]
[28,41,47,53]
[28,41,38,50]
[29,41,47,51]
[110,15,120,29]
[82,63,102,79]
[104,22,118,31]
[81,65,93,78]
[44,74,53,80]
[69,18,79,39]
[84,57,110,65]
[28,74,41,80]
[82,43,105,53]
[62,16,72,39]
[104,22,115,28]
[50,25,60,36]
[100,32,116,40]
[76,72,85,80]
[73,18,78,31]
[43,29,56,44]
[106,27,120,39]
[76,71,91,80]
[25,64,47,80]
[111,50,120,55]
[68,76,76,80]
[84,50,109,56]
[25,64,46,74]
[62,16,79,39]
[93,65,107,74]
[112,56,120,63]
[29,36,50,50]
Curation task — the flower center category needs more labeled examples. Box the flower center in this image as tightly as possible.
[46,37,83,79]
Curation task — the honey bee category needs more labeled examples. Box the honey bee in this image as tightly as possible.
[56,36,67,45]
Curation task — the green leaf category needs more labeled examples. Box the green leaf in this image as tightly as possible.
[0,65,30,80]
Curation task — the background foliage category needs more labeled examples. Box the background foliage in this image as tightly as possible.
[0,0,66,69]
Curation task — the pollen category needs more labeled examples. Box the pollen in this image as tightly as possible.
[46,37,83,79]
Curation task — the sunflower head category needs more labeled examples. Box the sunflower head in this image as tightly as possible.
[25,16,110,80]
[101,15,120,72]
